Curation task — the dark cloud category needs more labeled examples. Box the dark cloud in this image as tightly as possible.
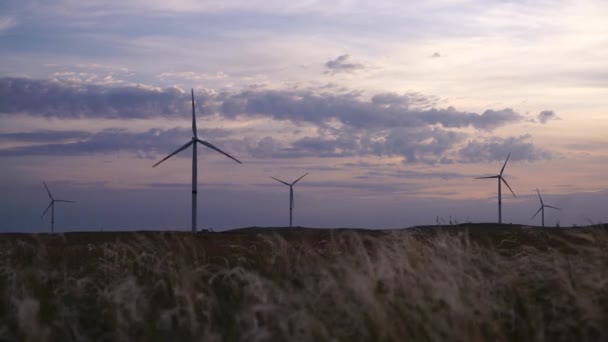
[0,77,550,164]
[0,128,547,166]
[359,169,472,180]
[1,77,524,132]
[0,128,232,158]
[300,180,424,193]
[241,126,463,164]
[537,110,559,124]
[0,77,189,119]
[324,54,365,74]
[216,89,523,131]
[458,134,551,163]
[0,130,90,142]
[369,127,464,163]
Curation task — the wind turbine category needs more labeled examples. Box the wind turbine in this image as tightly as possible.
[531,188,560,227]
[41,182,74,233]
[475,152,516,224]
[153,89,242,233]
[271,173,309,228]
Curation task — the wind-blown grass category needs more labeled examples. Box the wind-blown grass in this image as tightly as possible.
[0,226,607,341]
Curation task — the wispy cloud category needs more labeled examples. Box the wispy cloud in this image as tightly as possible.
[537,110,559,124]
[0,16,16,32]
[157,71,229,82]
[324,54,365,75]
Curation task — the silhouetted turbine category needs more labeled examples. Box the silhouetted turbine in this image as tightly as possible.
[41,182,74,233]
[271,173,309,228]
[475,152,516,224]
[153,89,242,233]
[531,188,560,227]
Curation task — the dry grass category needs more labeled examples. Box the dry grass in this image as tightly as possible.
[0,226,607,341]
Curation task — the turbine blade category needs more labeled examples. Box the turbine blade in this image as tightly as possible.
[531,207,542,220]
[545,205,561,210]
[197,139,242,164]
[152,140,193,167]
[41,201,53,218]
[501,177,516,197]
[536,188,543,205]
[500,152,511,175]
[290,187,294,208]
[475,175,499,179]
[292,172,309,185]
[191,89,197,138]
[55,200,75,203]
[43,181,54,200]
[271,177,290,186]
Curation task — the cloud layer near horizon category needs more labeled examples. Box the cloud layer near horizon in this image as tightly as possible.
[0,77,551,164]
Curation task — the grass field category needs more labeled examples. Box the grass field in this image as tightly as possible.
[1,224,607,341]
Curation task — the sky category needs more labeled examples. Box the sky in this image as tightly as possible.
[1,0,607,232]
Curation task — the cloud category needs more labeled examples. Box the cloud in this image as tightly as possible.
[157,71,229,82]
[431,52,441,58]
[216,89,523,131]
[0,17,16,32]
[458,134,551,163]
[537,110,559,124]
[0,77,550,164]
[0,130,91,143]
[324,54,365,74]
[371,92,437,108]
[242,126,463,164]
[0,77,524,132]
[359,169,472,180]
[0,128,232,158]
[0,126,546,166]
[0,78,189,119]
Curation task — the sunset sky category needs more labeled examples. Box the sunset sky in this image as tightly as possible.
[1,0,607,232]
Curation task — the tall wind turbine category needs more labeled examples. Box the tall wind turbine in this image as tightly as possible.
[271,173,309,228]
[153,89,242,233]
[41,182,74,233]
[475,152,516,224]
[531,188,560,227]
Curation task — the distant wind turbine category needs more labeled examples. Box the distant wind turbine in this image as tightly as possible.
[153,89,242,233]
[41,182,74,233]
[271,173,309,228]
[531,188,560,227]
[475,152,516,224]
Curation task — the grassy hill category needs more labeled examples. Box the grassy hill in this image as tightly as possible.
[0,224,607,341]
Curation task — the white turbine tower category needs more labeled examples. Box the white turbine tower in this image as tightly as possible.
[41,182,74,233]
[271,173,309,228]
[475,152,516,224]
[153,89,242,233]
[531,188,560,227]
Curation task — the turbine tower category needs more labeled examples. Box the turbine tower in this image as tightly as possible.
[475,152,516,224]
[271,173,309,228]
[41,182,74,233]
[153,89,242,233]
[531,188,560,227]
